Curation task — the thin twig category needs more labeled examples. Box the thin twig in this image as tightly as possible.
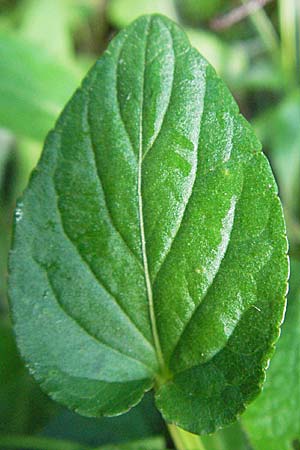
[211,0,273,30]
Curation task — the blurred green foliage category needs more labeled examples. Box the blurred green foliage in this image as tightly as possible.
[0,0,299,449]
[0,32,81,140]
[176,0,227,24]
[242,259,300,450]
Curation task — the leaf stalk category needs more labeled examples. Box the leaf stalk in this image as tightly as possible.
[167,424,206,450]
[279,0,298,87]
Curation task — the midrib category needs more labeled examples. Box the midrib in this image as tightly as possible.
[138,18,167,378]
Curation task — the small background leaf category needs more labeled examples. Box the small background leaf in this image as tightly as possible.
[19,0,76,62]
[0,31,82,141]
[242,260,300,450]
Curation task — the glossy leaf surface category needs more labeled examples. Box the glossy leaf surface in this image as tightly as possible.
[242,260,300,450]
[107,0,248,89]
[9,14,288,434]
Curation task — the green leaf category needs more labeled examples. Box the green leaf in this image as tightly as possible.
[106,0,249,87]
[186,29,248,86]
[242,260,300,450]
[9,14,288,435]
[0,31,81,141]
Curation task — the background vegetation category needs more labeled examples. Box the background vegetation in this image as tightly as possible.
[0,0,299,449]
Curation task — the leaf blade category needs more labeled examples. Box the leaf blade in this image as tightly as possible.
[9,14,288,434]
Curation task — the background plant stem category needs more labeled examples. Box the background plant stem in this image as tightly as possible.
[241,0,279,57]
[167,424,206,450]
[279,0,298,86]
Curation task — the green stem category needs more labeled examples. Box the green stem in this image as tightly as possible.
[167,424,206,450]
[279,0,298,86]
[0,435,91,450]
[241,0,279,58]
